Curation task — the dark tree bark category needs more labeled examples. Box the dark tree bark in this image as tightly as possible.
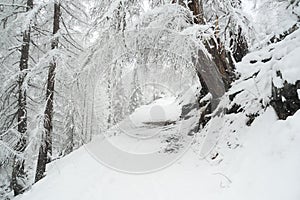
[178,0,234,90]
[35,1,60,183]
[172,0,235,128]
[188,0,204,24]
[173,0,235,90]
[230,26,248,62]
[204,36,235,90]
[11,0,33,196]
[172,0,204,24]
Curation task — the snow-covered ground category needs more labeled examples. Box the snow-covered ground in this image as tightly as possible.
[15,107,300,200]
[219,108,300,200]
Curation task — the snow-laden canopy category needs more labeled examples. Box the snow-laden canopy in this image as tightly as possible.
[74,4,225,131]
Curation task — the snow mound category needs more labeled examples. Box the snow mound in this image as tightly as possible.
[129,97,182,127]
[240,28,300,85]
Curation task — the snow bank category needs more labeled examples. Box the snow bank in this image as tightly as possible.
[129,97,182,127]
[218,108,300,200]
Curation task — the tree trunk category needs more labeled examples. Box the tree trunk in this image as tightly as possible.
[172,0,232,126]
[188,0,204,24]
[230,26,248,62]
[35,1,60,183]
[11,0,33,196]
[188,0,235,90]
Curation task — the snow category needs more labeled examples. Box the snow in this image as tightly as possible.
[16,147,222,200]
[14,10,300,200]
[6,1,300,199]
[85,90,200,174]
[15,46,300,198]
[241,0,299,48]
[15,107,300,200]
[218,108,300,200]
[129,97,181,127]
[277,46,300,84]
[236,28,300,92]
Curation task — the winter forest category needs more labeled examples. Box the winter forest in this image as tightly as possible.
[0,0,300,199]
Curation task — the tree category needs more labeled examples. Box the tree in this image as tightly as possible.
[203,0,250,62]
[35,0,61,183]
[188,0,204,24]
[128,68,143,114]
[11,0,33,196]
[0,0,89,197]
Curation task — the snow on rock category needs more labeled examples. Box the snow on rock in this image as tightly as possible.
[239,28,300,84]
[218,108,300,200]
[276,46,300,84]
[230,28,300,115]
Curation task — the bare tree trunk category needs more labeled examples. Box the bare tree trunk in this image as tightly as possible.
[11,0,33,196]
[188,0,205,24]
[172,0,230,126]
[187,0,235,89]
[35,0,60,183]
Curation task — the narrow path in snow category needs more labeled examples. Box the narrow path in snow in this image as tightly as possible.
[16,96,225,200]
[84,96,200,173]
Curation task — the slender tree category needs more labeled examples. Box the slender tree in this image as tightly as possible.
[188,0,204,24]
[35,0,61,182]
[11,0,33,196]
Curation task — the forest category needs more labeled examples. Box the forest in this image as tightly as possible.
[0,0,300,199]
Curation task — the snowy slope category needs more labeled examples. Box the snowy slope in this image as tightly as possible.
[15,108,300,200]
[218,109,300,200]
